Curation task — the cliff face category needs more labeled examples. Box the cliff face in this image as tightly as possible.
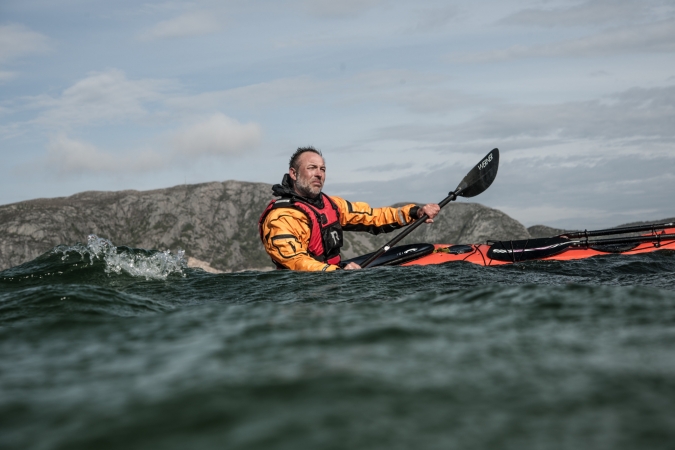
[0,181,274,272]
[0,181,532,271]
[527,225,573,238]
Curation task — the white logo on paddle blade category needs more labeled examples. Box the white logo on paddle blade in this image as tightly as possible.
[478,152,493,170]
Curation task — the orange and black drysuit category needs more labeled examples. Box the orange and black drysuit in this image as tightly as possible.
[259,174,421,272]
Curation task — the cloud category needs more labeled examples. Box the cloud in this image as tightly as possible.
[139,11,223,40]
[375,85,675,148]
[336,69,481,114]
[166,76,329,112]
[46,134,163,174]
[0,71,17,83]
[411,5,460,32]
[0,24,50,82]
[0,24,50,64]
[168,69,473,115]
[454,85,675,143]
[388,88,486,114]
[297,0,390,18]
[32,69,174,128]
[355,162,410,173]
[459,19,675,61]
[170,113,262,157]
[44,113,261,175]
[500,0,670,27]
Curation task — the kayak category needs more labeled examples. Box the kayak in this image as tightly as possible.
[404,228,675,267]
[343,224,675,268]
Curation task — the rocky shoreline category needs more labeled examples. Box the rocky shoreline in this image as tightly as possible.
[0,180,597,272]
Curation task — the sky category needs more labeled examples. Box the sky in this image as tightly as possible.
[1,0,674,229]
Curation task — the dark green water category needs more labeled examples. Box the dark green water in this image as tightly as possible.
[2,236,675,450]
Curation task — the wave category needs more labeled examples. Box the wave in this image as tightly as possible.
[0,236,186,325]
[1,235,186,282]
[0,284,174,326]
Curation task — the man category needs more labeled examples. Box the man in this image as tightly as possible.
[259,147,440,271]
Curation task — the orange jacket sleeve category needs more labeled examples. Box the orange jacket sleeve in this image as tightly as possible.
[329,197,418,233]
[259,198,419,272]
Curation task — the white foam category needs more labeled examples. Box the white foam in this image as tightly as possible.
[56,235,186,280]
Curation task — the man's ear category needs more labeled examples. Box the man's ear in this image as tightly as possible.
[289,168,297,181]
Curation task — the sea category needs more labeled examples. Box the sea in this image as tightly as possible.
[1,235,675,450]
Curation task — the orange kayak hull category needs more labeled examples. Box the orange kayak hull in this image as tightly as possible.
[401,228,675,267]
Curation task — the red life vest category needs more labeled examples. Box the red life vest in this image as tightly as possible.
[258,193,344,269]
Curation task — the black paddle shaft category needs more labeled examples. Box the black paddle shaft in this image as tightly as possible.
[359,191,459,268]
[573,233,675,248]
[561,221,675,239]
[359,148,500,269]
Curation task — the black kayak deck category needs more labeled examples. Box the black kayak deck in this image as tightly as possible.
[341,243,435,268]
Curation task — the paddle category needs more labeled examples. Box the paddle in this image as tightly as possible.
[560,221,675,239]
[487,232,675,263]
[360,148,500,268]
[572,233,675,249]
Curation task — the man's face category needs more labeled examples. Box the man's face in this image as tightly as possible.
[290,152,325,198]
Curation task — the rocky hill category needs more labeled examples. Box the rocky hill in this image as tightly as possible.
[526,225,573,238]
[0,180,532,272]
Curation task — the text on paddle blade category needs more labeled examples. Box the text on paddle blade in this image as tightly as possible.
[478,152,493,170]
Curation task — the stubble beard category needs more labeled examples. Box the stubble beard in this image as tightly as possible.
[295,175,322,198]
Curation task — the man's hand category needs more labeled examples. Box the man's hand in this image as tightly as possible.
[417,203,441,223]
[343,262,361,270]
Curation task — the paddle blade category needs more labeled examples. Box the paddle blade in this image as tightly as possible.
[455,148,499,198]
